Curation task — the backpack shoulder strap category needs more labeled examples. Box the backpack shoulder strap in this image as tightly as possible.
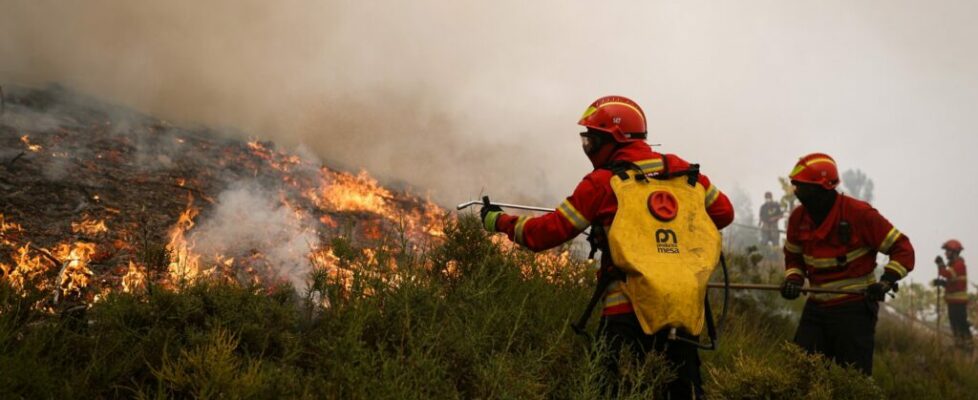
[601,160,648,182]
[653,158,700,187]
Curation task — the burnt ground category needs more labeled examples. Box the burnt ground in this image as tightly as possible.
[0,84,444,304]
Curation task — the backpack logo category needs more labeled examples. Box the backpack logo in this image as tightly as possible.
[655,229,679,254]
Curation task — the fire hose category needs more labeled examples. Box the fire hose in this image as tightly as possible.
[457,198,892,346]
[457,200,556,213]
[457,198,732,346]
[708,282,864,295]
[457,198,883,299]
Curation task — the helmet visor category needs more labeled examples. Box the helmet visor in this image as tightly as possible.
[580,132,600,155]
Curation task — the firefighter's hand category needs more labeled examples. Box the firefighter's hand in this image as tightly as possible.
[780,279,803,300]
[866,280,894,302]
[932,278,947,288]
[480,202,503,232]
[935,256,946,268]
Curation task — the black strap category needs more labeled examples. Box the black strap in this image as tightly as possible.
[571,265,620,338]
[603,160,638,181]
[585,224,605,260]
[703,295,718,349]
[573,224,615,338]
[653,162,699,187]
[602,157,702,183]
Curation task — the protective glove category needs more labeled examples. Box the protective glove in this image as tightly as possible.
[932,278,947,288]
[935,255,946,268]
[780,278,803,300]
[480,196,503,232]
[866,274,898,302]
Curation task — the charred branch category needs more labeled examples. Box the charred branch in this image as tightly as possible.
[4,151,25,170]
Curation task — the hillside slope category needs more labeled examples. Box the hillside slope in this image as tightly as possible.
[1,86,976,399]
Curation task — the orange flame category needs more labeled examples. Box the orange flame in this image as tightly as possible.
[121,261,148,294]
[1,244,48,291]
[166,197,203,284]
[52,241,96,298]
[72,217,108,236]
[313,170,393,215]
[3,132,455,310]
[20,135,42,152]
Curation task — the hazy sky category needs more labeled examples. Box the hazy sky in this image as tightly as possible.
[2,0,976,283]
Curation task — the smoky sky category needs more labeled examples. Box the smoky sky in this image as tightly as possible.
[3,0,977,283]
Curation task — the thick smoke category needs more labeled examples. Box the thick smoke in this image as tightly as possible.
[6,1,978,284]
[191,182,319,291]
[0,1,588,207]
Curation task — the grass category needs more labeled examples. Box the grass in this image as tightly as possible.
[1,215,977,399]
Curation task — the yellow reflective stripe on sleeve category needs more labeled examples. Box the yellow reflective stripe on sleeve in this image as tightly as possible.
[878,228,902,253]
[946,291,970,301]
[784,241,802,254]
[557,200,590,231]
[514,216,530,246]
[951,276,968,282]
[803,247,871,268]
[704,185,720,207]
[884,260,908,277]
[785,268,805,278]
[635,158,664,174]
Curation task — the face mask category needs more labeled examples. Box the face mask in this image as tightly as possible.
[793,181,835,211]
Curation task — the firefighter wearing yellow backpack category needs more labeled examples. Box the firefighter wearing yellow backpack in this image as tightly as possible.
[481,95,734,400]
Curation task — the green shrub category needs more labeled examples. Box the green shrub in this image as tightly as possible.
[1,215,976,399]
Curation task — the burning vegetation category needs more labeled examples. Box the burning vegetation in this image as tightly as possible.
[2,86,977,399]
[0,85,447,312]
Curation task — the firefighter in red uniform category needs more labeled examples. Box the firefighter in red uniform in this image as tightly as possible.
[934,239,973,353]
[779,153,915,375]
[481,96,734,399]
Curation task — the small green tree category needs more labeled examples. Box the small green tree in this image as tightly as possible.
[777,177,796,214]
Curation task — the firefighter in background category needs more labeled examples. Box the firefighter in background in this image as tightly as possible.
[934,239,973,353]
[779,153,914,375]
[758,191,783,247]
[481,95,733,399]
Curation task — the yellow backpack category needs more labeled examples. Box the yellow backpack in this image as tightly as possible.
[606,160,722,336]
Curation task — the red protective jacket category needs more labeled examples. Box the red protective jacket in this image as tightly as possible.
[783,194,915,307]
[939,257,968,304]
[494,141,734,316]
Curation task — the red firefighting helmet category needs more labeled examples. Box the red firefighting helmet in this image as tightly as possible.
[789,153,840,190]
[943,239,964,252]
[578,95,647,143]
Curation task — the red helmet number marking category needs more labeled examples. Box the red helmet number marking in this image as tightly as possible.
[648,191,678,221]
